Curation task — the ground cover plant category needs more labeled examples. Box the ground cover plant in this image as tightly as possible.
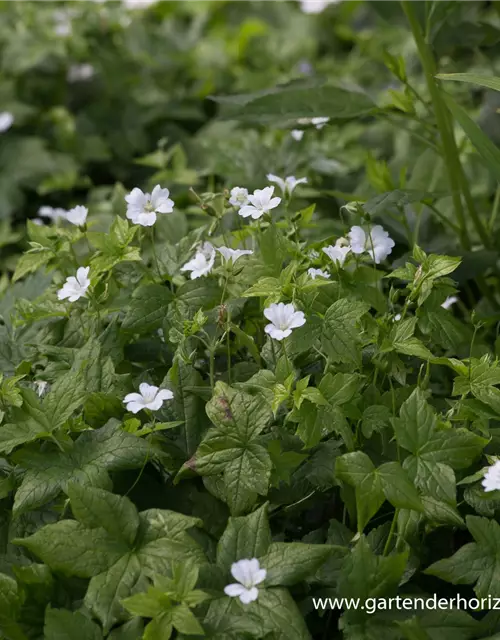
[4,1,500,639]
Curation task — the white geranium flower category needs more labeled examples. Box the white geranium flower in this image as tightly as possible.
[38,206,68,222]
[239,187,281,220]
[66,205,88,227]
[441,296,458,310]
[264,302,306,341]
[348,225,395,264]
[322,239,350,267]
[57,267,90,302]
[267,174,308,197]
[34,381,48,398]
[224,559,267,605]
[124,382,173,414]
[67,64,95,82]
[0,112,14,133]
[291,129,304,141]
[300,0,340,13]
[181,242,216,279]
[483,460,500,492]
[229,187,249,209]
[125,185,174,227]
[308,268,330,280]
[54,10,72,36]
[217,247,253,264]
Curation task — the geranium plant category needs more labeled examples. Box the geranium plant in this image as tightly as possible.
[0,167,498,640]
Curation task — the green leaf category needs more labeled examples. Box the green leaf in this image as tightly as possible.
[426,515,500,598]
[85,553,143,634]
[322,299,370,367]
[393,337,433,360]
[261,542,335,586]
[212,81,375,124]
[122,285,174,334]
[377,462,423,511]
[144,614,173,640]
[44,608,103,640]
[336,452,385,532]
[217,503,271,573]
[167,361,210,457]
[194,383,272,514]
[441,91,500,182]
[15,520,128,577]
[205,382,271,442]
[338,537,407,620]
[318,373,363,406]
[436,72,500,92]
[12,249,52,283]
[244,588,311,640]
[0,572,23,623]
[43,337,112,429]
[67,484,140,546]
[121,588,166,618]
[172,604,204,636]
[176,280,222,312]
[393,389,436,455]
[13,422,150,514]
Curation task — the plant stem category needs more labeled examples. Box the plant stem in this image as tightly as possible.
[489,185,500,232]
[383,508,399,556]
[150,227,162,281]
[209,345,215,390]
[401,1,490,250]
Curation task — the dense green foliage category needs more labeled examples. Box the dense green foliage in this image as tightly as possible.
[3,1,500,639]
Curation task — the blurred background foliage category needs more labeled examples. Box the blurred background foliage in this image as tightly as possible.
[2,0,500,282]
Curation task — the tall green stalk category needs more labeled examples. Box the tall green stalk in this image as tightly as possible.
[401,1,490,250]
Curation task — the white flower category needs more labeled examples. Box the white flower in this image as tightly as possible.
[297,116,330,129]
[348,225,395,264]
[322,240,351,267]
[264,302,306,341]
[300,0,340,13]
[123,382,173,414]
[441,296,458,310]
[291,129,304,141]
[67,64,95,82]
[267,174,307,197]
[224,558,267,605]
[181,242,216,279]
[125,185,174,227]
[394,313,402,322]
[123,0,157,8]
[38,206,68,222]
[483,460,500,492]
[34,381,48,397]
[66,205,88,227]
[217,247,253,264]
[229,187,249,209]
[0,112,14,133]
[54,10,72,36]
[308,268,330,280]
[239,187,281,220]
[57,267,90,302]
[32,218,44,226]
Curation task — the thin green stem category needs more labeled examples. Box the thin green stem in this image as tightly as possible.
[150,227,162,281]
[402,1,490,250]
[383,508,399,556]
[489,185,500,232]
